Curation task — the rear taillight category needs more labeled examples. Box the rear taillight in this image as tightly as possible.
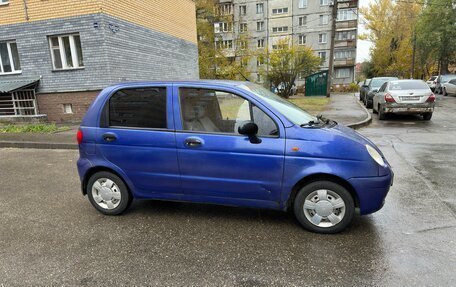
[385,93,395,103]
[76,129,83,145]
[426,94,436,103]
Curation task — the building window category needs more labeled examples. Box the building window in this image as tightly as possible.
[320,0,329,6]
[272,8,288,15]
[299,0,308,8]
[257,74,262,83]
[256,3,264,14]
[63,103,73,114]
[272,26,288,33]
[216,40,233,49]
[256,21,265,31]
[49,34,84,70]
[240,23,248,33]
[298,35,306,45]
[238,40,247,50]
[336,30,357,41]
[257,57,264,66]
[257,39,265,48]
[318,33,327,44]
[319,15,329,25]
[299,16,307,26]
[109,88,167,129]
[335,50,355,59]
[318,51,327,62]
[0,0,9,5]
[272,44,288,50]
[239,5,247,15]
[335,68,351,78]
[218,3,233,15]
[214,22,233,33]
[337,9,357,21]
[0,41,21,74]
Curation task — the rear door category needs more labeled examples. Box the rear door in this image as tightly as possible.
[96,85,180,197]
[173,85,286,204]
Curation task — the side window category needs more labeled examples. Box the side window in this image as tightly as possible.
[109,87,167,129]
[179,88,278,137]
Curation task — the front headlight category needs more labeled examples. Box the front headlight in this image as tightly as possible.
[366,145,385,166]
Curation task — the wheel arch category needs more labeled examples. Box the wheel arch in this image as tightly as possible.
[82,166,132,196]
[286,173,360,211]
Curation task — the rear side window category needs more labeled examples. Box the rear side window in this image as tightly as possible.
[109,87,167,129]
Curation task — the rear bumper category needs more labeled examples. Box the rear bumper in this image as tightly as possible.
[384,103,434,114]
[349,171,393,215]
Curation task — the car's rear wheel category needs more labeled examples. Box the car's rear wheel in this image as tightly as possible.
[378,105,386,120]
[423,112,433,121]
[293,181,355,234]
[87,171,132,215]
[443,88,447,97]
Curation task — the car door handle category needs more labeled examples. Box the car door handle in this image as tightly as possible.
[103,133,117,142]
[184,137,202,148]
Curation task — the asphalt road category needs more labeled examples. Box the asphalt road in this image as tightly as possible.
[1,95,455,286]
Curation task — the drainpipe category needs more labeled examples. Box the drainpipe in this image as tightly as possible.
[23,0,29,21]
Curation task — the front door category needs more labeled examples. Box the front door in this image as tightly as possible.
[173,85,285,203]
[96,85,180,198]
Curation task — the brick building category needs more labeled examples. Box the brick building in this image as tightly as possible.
[0,0,199,122]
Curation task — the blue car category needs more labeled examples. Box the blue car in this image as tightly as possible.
[77,80,393,233]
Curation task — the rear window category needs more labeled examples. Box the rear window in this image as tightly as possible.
[371,77,398,88]
[429,76,437,81]
[109,87,167,129]
[389,81,429,90]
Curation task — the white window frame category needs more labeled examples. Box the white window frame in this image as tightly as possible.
[318,33,328,44]
[48,34,84,70]
[256,21,265,31]
[335,50,355,60]
[272,7,289,15]
[299,0,308,9]
[257,39,265,48]
[219,4,233,15]
[240,23,248,33]
[215,22,232,33]
[319,15,329,25]
[239,5,247,16]
[272,26,288,33]
[299,16,307,26]
[318,51,327,62]
[0,0,9,6]
[216,40,233,50]
[298,35,306,45]
[336,68,351,78]
[336,30,357,41]
[320,0,329,6]
[0,40,21,75]
[256,3,264,14]
[337,9,357,21]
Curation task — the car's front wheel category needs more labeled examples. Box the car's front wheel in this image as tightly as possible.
[293,181,355,234]
[443,88,447,97]
[87,171,132,215]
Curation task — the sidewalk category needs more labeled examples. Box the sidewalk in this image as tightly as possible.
[0,93,370,150]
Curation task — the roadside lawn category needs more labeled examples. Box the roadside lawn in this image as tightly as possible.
[289,96,330,115]
[0,123,69,133]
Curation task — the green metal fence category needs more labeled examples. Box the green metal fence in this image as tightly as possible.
[305,70,328,96]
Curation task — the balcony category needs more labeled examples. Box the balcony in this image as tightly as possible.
[337,0,358,9]
[336,20,357,30]
[334,58,356,67]
[335,39,356,48]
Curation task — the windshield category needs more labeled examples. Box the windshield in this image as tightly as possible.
[239,83,316,125]
[441,75,456,83]
[371,77,398,88]
[389,80,429,90]
[429,76,437,81]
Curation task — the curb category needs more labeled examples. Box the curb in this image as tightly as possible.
[346,94,372,130]
[0,141,77,150]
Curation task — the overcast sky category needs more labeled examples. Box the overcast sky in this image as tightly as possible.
[356,0,373,63]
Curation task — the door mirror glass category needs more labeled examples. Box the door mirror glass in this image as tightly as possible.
[238,121,261,144]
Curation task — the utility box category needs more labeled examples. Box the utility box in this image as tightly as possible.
[305,71,328,96]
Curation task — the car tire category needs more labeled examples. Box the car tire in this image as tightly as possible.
[443,88,447,97]
[293,181,355,234]
[365,98,373,109]
[378,105,386,120]
[373,104,378,114]
[87,171,132,215]
[423,113,433,121]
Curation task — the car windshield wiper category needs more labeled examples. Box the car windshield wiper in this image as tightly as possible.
[300,115,337,128]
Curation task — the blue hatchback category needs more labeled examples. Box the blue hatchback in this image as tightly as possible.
[77,81,393,233]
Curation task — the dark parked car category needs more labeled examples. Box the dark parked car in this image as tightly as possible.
[364,77,399,108]
[359,78,371,102]
[77,80,393,234]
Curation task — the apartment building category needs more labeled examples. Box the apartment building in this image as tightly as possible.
[215,0,358,86]
[0,0,198,122]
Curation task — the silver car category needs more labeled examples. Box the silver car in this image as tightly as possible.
[426,76,437,92]
[442,78,456,96]
[372,80,435,121]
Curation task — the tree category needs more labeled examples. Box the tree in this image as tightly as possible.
[196,0,253,80]
[415,0,456,74]
[257,38,322,98]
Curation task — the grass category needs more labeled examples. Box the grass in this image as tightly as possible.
[0,123,69,133]
[289,96,330,114]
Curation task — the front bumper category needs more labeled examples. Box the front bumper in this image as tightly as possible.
[348,170,393,215]
[383,103,434,114]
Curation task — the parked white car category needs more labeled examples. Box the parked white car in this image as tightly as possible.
[442,78,456,96]
[426,76,437,92]
[373,79,435,121]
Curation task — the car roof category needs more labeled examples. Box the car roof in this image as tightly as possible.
[106,80,250,90]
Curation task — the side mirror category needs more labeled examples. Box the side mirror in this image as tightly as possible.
[372,89,378,93]
[238,121,262,144]
[362,85,368,88]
